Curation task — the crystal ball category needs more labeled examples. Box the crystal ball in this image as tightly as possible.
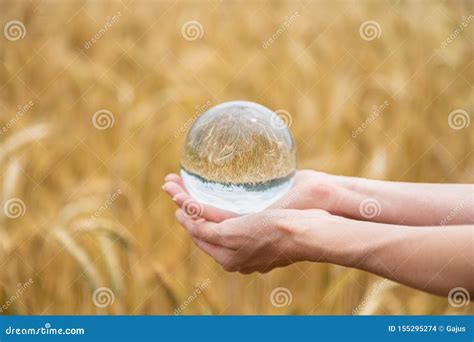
[180,101,297,214]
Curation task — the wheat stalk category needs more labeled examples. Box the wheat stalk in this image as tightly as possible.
[153,264,180,310]
[97,234,123,294]
[52,228,103,290]
[0,124,49,165]
[358,279,398,315]
[71,218,132,249]
[59,198,104,224]
[0,158,24,249]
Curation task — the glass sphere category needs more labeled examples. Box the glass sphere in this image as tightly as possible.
[180,101,296,214]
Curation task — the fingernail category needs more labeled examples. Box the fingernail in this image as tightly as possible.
[172,197,177,202]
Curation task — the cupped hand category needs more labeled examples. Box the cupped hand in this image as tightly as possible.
[173,207,331,274]
[162,170,337,223]
[162,171,335,273]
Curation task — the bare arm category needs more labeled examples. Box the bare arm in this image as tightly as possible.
[172,208,473,297]
[163,172,474,297]
[300,172,474,226]
[292,213,474,296]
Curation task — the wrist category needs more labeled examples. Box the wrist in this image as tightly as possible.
[281,210,362,265]
[306,171,361,219]
[314,173,396,223]
[289,212,379,267]
[272,209,313,262]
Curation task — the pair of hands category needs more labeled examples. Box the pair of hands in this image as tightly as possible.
[162,170,337,274]
[164,171,474,297]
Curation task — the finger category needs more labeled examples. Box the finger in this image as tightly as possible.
[162,181,187,199]
[172,192,192,207]
[163,180,239,222]
[175,209,226,246]
[177,194,238,223]
[191,236,235,266]
[174,209,205,228]
[164,173,184,188]
[198,205,239,223]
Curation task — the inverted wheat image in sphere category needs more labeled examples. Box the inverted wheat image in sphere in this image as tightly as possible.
[180,101,297,214]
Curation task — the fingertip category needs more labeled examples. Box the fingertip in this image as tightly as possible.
[162,182,172,192]
[173,192,190,206]
[163,182,186,199]
[165,173,179,182]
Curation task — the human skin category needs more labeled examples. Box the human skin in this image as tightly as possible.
[162,171,474,297]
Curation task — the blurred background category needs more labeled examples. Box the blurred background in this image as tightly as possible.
[0,0,473,315]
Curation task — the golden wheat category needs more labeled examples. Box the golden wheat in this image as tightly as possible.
[0,0,472,315]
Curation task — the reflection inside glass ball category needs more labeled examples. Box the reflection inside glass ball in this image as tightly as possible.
[180,101,296,214]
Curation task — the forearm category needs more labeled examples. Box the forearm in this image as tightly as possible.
[293,214,474,297]
[357,224,474,297]
[320,173,474,226]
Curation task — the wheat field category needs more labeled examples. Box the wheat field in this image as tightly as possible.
[0,0,473,315]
